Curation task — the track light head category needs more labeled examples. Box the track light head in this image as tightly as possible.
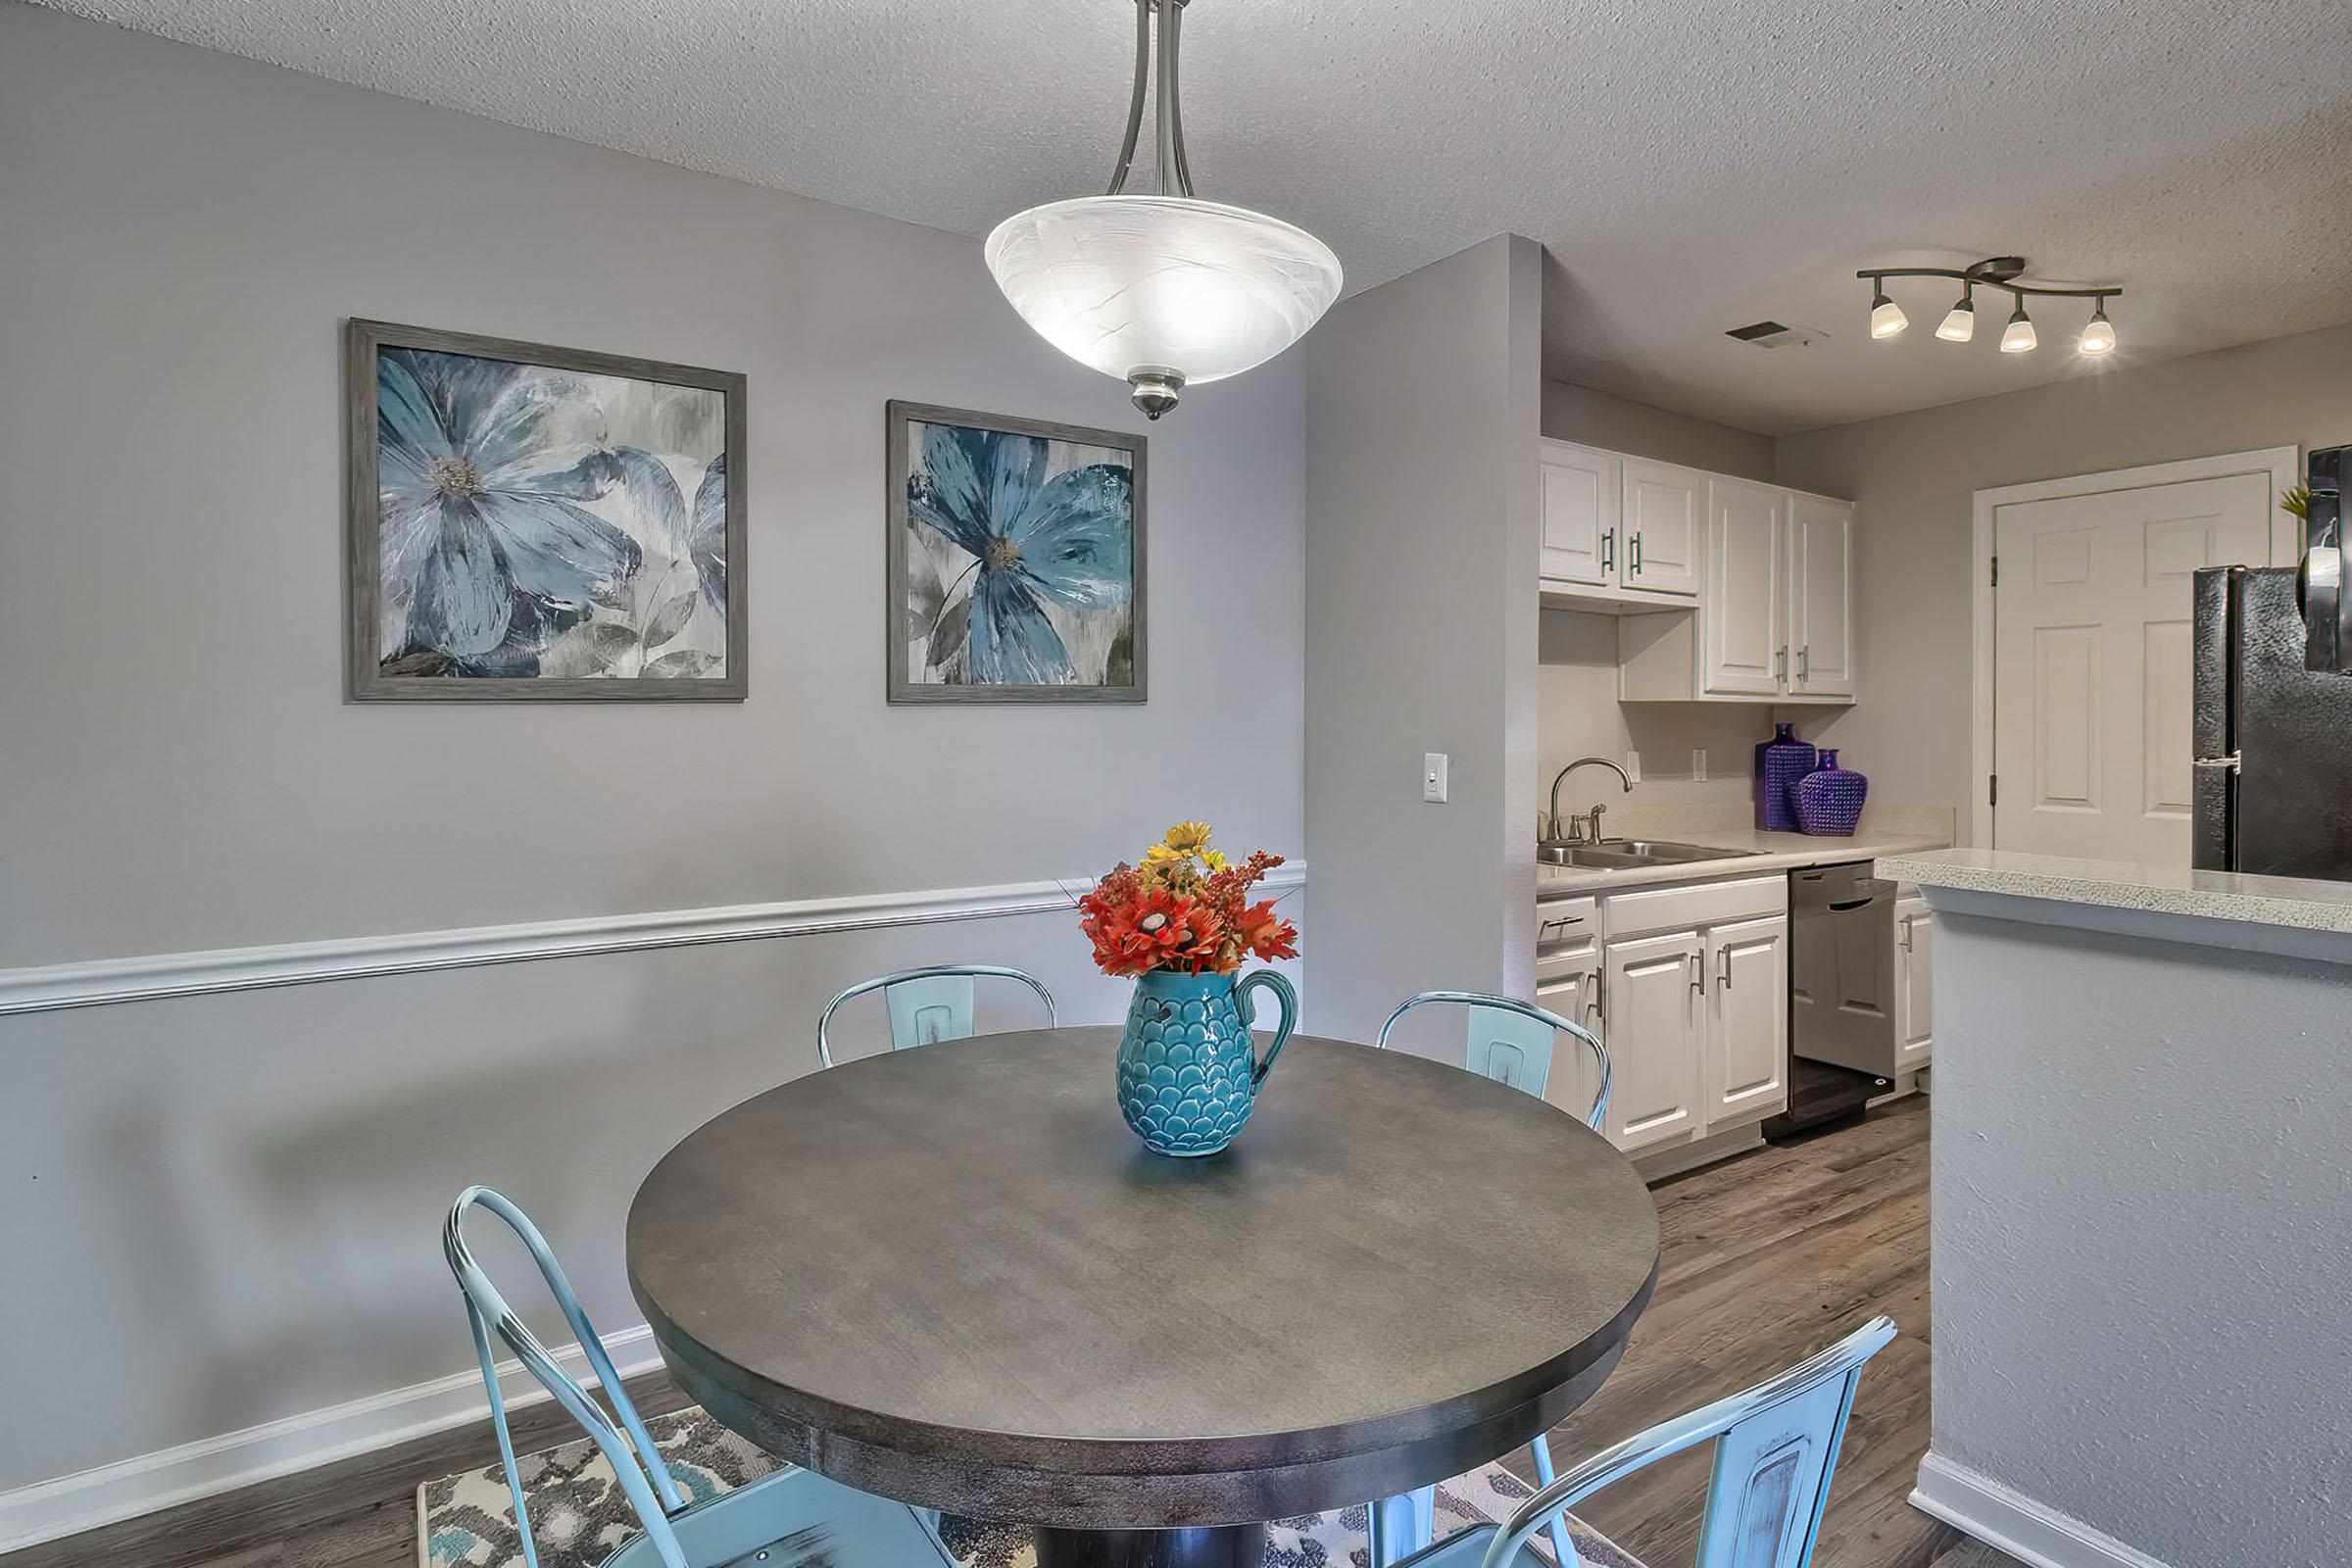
[2078,300,2117,356]
[1999,299,2037,354]
[1869,285,1908,339]
[1936,285,1976,342]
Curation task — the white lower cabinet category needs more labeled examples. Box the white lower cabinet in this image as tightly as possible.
[1578,873,1791,1160]
[1702,915,1788,1128]
[1599,930,1704,1152]
[1893,893,1934,1070]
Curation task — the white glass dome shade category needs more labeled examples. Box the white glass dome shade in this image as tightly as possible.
[986,195,1342,413]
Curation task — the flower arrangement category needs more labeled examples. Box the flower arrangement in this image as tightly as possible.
[1079,822,1298,976]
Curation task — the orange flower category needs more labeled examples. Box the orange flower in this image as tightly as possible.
[1235,899,1298,961]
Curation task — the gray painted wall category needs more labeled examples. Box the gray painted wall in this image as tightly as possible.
[0,4,1304,1492]
[1928,905,2352,1564]
[1303,234,1543,1054]
[1542,380,1777,483]
[1776,322,2352,825]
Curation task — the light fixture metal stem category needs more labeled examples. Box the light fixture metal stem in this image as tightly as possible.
[1156,0,1194,197]
[1104,0,1151,195]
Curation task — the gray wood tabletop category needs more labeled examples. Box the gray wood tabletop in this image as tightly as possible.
[626,1027,1660,1530]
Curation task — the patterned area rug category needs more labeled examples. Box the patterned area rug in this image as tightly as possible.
[416,1405,1647,1568]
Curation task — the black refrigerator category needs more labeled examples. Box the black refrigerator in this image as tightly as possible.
[2191,446,2352,878]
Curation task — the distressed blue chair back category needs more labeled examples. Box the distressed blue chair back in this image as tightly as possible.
[444,1187,691,1568]
[444,1189,955,1568]
[1368,990,1613,1567]
[1375,990,1610,1130]
[1388,1317,1898,1568]
[816,963,1056,1067]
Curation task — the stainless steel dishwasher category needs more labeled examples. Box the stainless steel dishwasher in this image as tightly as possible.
[1788,860,1900,1077]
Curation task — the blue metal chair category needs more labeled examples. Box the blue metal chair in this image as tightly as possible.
[443,1187,955,1568]
[1389,1317,1898,1568]
[1375,991,1612,1127]
[815,963,1057,1067]
[1369,991,1613,1567]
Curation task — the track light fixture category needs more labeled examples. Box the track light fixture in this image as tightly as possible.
[1857,256,2122,359]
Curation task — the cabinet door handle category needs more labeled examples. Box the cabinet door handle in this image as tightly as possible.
[1630,532,1643,574]
[1584,972,1603,1027]
[1898,915,1915,953]
[1688,951,1705,997]
[1718,944,1734,990]
[1775,646,1788,682]
[1599,529,1615,572]
[1797,645,1810,682]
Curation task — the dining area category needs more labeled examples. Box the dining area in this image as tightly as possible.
[433,827,1897,1568]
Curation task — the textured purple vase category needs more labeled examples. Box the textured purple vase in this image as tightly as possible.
[1753,722,1817,831]
[1791,749,1869,836]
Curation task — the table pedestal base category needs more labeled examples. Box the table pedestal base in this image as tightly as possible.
[1032,1524,1267,1567]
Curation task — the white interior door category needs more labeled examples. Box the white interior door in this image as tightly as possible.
[1991,472,2274,860]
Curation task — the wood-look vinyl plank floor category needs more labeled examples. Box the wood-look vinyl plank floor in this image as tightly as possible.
[6,1097,2011,1568]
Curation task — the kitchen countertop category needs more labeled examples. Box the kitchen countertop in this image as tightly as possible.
[1536,821,1951,897]
[1875,847,2352,936]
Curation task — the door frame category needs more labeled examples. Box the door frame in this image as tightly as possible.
[1969,446,2301,847]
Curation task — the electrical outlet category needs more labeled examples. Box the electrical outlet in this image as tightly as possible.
[1625,751,1642,784]
[1692,749,1708,782]
[1422,752,1449,804]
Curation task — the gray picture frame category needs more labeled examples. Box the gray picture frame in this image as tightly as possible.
[886,400,1148,705]
[346,318,750,702]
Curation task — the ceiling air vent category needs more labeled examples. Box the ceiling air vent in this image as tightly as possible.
[1725,320,1828,350]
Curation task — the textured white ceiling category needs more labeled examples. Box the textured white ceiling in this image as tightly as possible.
[35,0,2352,433]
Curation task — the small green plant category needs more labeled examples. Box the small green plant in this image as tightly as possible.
[2281,483,2312,521]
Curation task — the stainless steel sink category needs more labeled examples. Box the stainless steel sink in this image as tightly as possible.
[1537,838,1758,869]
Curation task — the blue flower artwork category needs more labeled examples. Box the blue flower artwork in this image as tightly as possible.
[890,403,1144,703]
[349,322,745,700]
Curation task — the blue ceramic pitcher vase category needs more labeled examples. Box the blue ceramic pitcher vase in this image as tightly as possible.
[1116,968,1298,1156]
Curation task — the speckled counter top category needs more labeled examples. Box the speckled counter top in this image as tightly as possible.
[1534,805,1953,898]
[1875,847,2352,936]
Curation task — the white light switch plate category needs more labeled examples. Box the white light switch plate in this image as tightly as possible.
[1422,752,1449,804]
[1692,749,1708,782]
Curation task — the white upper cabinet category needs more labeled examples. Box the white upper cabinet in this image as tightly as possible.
[1538,440,1617,587]
[1620,458,1703,596]
[1788,493,1856,700]
[1703,478,1787,697]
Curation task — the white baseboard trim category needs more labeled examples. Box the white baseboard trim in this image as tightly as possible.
[0,865,1307,1016]
[1912,1450,2173,1568]
[0,1324,662,1554]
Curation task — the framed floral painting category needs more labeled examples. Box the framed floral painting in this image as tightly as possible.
[887,401,1145,704]
[346,319,747,700]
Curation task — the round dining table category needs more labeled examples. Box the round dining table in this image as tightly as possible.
[627,1026,1659,1568]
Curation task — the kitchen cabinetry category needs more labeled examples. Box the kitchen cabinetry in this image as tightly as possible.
[1704,914,1788,1126]
[1534,896,1605,1119]
[1701,479,1787,697]
[1787,493,1856,699]
[1606,473,1857,707]
[1537,441,1703,610]
[1599,929,1704,1152]
[1560,873,1789,1159]
[1538,442,1615,588]
[1619,458,1703,596]
[1893,891,1934,1070]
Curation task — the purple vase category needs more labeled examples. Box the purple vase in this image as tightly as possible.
[1791,749,1869,836]
[1753,722,1816,831]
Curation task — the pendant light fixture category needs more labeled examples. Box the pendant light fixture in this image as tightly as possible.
[984,0,1343,418]
[1856,257,2121,360]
